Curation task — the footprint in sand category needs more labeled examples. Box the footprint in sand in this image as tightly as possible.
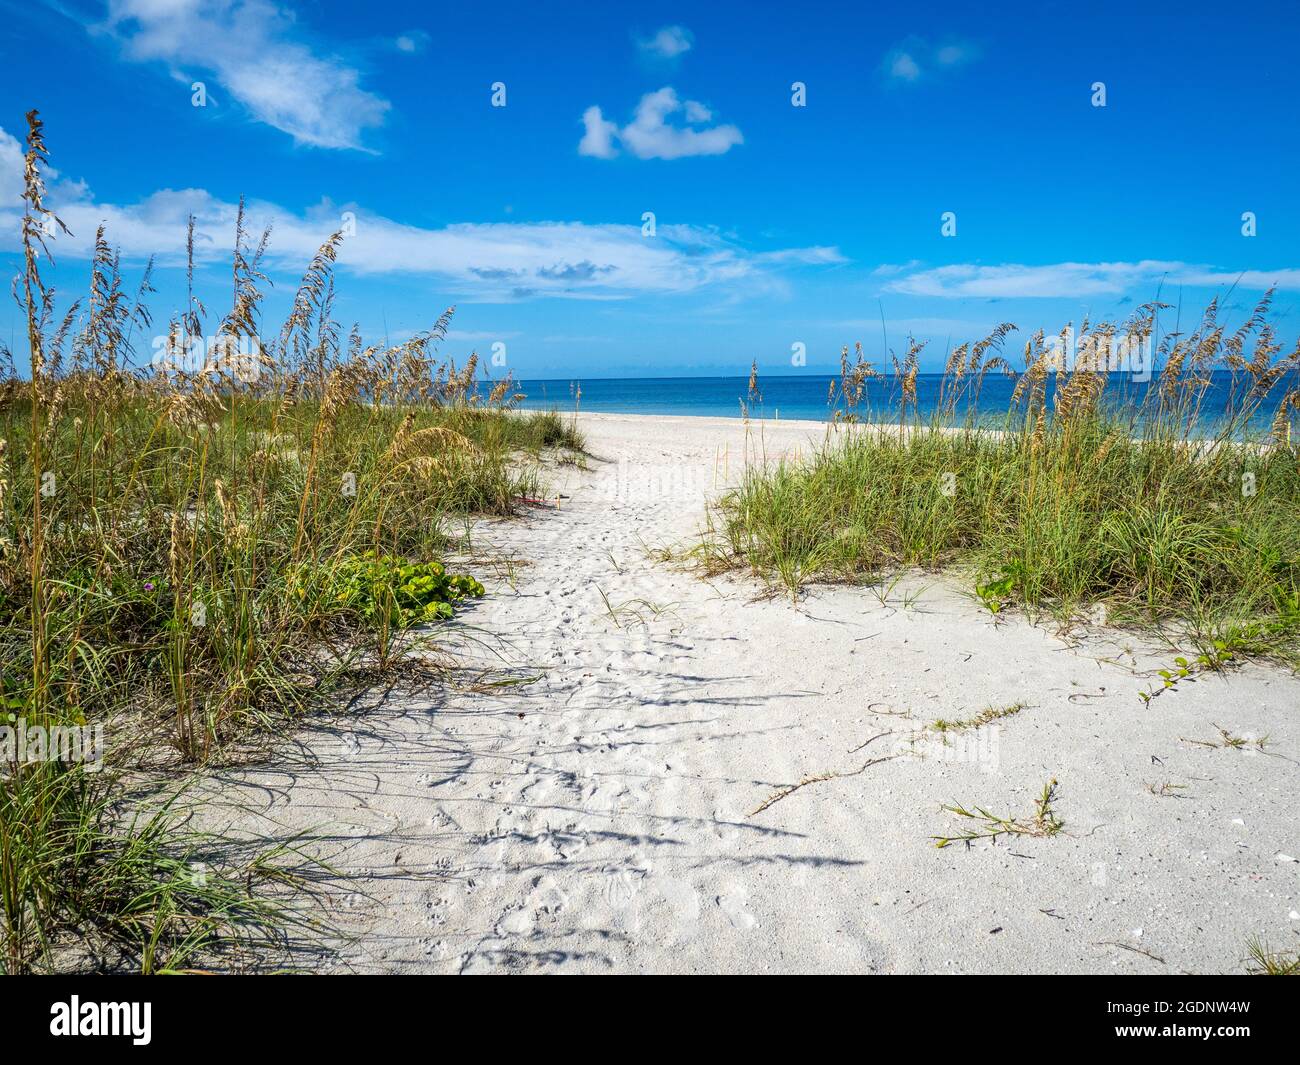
[550,822,589,860]
[495,907,535,936]
[419,937,450,959]
[711,808,743,845]
[584,779,622,814]
[609,874,701,947]
[423,892,453,928]
[527,874,569,915]
[603,865,646,909]
[426,807,459,830]
[716,886,757,931]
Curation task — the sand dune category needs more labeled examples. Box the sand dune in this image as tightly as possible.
[216,413,1300,974]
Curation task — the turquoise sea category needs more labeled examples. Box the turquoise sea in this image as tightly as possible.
[514,372,1298,428]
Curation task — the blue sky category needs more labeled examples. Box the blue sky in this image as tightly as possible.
[1,0,1298,376]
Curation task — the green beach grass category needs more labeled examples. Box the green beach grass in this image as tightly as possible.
[0,112,581,972]
[703,305,1300,667]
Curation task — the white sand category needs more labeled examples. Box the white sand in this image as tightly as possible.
[216,412,1300,973]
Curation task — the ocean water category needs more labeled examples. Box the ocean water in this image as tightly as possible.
[514,373,1297,429]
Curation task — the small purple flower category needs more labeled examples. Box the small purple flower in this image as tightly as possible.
[143,581,155,592]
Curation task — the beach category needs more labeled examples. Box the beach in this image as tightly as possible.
[211,412,1300,974]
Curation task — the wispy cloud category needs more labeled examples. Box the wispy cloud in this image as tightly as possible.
[832,316,1009,337]
[878,261,1300,297]
[92,0,390,150]
[0,126,838,301]
[579,87,742,161]
[888,52,921,83]
[446,329,521,342]
[0,126,24,208]
[636,25,693,60]
[883,36,979,85]
[393,29,429,55]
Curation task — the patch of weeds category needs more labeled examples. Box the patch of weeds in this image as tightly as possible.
[750,754,896,817]
[1144,780,1190,798]
[867,572,909,609]
[932,701,1025,733]
[2,772,322,974]
[932,778,1064,849]
[1244,935,1300,975]
[596,587,679,630]
[1138,641,1239,704]
[871,574,929,612]
[1181,724,1269,752]
[900,584,927,611]
[1196,599,1300,670]
[555,449,590,470]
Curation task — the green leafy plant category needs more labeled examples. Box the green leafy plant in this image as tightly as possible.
[1138,641,1240,704]
[974,569,1018,615]
[319,552,484,629]
[932,779,1065,848]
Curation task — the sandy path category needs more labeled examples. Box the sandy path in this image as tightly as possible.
[215,413,1299,974]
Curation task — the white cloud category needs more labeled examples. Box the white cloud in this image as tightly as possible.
[878,261,1300,298]
[753,247,844,266]
[833,315,1011,336]
[935,43,974,67]
[883,37,979,85]
[578,106,619,159]
[0,126,24,208]
[446,329,521,341]
[96,0,390,150]
[637,25,693,60]
[889,53,921,82]
[579,87,742,161]
[0,126,839,302]
[0,125,78,209]
[1172,267,1300,290]
[394,30,429,54]
[683,99,712,123]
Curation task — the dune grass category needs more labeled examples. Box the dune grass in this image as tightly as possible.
[1245,935,1300,975]
[0,111,581,972]
[704,301,1300,664]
